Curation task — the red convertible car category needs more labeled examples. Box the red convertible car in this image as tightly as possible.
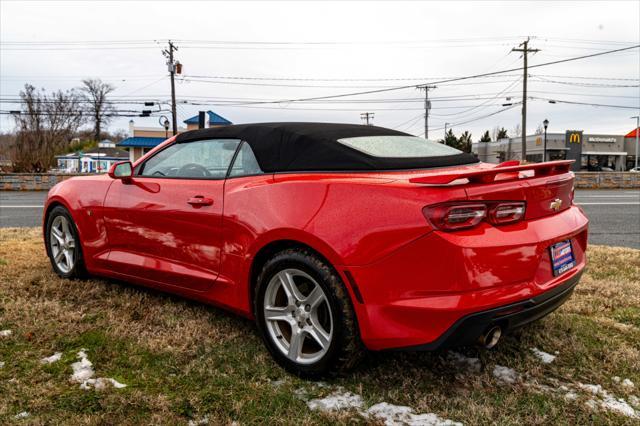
[44,123,588,377]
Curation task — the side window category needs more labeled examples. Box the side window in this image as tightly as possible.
[139,139,240,179]
[229,142,264,177]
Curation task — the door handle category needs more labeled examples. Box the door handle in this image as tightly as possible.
[187,196,214,207]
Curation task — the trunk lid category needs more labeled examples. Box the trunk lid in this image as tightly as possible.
[408,160,574,220]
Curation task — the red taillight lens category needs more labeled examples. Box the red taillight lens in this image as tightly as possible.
[424,201,526,231]
[423,203,487,231]
[487,202,526,225]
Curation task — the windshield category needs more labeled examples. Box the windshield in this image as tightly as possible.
[337,135,462,158]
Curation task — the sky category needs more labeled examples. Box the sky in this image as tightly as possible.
[1,0,639,140]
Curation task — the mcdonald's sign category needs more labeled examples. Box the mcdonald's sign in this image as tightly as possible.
[568,132,582,144]
[565,130,583,171]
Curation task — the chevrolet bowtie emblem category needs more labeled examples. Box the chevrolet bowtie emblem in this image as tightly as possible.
[550,198,563,212]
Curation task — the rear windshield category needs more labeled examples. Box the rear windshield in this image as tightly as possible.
[337,135,462,158]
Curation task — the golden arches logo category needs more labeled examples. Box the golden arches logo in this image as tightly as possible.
[568,133,581,144]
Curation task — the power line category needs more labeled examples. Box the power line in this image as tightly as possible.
[530,97,640,109]
[530,75,639,88]
[199,44,639,107]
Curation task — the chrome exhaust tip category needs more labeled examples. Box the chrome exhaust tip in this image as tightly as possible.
[478,326,502,349]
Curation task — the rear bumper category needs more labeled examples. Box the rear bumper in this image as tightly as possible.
[394,268,582,351]
[346,205,588,351]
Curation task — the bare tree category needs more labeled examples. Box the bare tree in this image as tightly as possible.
[534,124,544,135]
[80,79,115,142]
[12,85,84,172]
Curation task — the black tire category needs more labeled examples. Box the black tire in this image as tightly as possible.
[254,248,364,379]
[45,205,87,279]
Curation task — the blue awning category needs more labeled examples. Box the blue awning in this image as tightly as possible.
[118,137,166,148]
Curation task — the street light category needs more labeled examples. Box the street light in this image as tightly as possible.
[543,119,549,162]
[444,123,451,145]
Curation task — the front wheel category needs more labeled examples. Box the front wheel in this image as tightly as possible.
[254,249,364,378]
[45,205,86,279]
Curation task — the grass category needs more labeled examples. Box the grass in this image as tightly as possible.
[1,227,639,424]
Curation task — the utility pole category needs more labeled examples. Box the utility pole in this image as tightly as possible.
[512,38,539,161]
[360,112,374,126]
[163,40,179,135]
[632,115,639,170]
[417,85,436,139]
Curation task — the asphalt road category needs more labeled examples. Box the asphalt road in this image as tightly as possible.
[1,189,639,248]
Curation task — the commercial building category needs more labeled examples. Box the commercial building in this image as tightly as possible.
[55,140,128,173]
[118,111,233,162]
[472,128,639,171]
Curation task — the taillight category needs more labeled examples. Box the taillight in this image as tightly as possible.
[423,201,526,231]
[488,202,526,225]
[423,203,487,231]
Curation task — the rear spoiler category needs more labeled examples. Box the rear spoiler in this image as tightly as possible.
[409,160,574,185]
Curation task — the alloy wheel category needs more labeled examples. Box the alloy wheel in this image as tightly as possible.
[263,268,333,364]
[49,215,76,274]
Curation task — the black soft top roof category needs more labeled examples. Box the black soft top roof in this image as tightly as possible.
[175,122,478,172]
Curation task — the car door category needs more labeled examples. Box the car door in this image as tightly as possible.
[102,138,241,291]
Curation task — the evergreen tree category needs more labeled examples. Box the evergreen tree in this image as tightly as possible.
[443,129,458,147]
[479,130,491,142]
[458,131,473,153]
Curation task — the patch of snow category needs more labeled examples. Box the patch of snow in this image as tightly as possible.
[621,379,635,391]
[80,377,127,390]
[493,365,519,384]
[564,392,578,401]
[69,350,126,390]
[41,352,63,364]
[187,415,209,425]
[0,329,12,337]
[307,391,364,412]
[530,347,556,364]
[600,394,638,418]
[629,396,640,408]
[0,361,4,368]
[579,383,639,418]
[270,379,286,388]
[14,411,29,419]
[578,383,603,395]
[612,376,621,384]
[447,351,481,373]
[366,402,462,426]
[306,388,461,425]
[70,351,95,383]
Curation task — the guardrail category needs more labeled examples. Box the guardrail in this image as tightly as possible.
[1,171,639,190]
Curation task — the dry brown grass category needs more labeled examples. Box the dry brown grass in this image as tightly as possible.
[1,227,639,425]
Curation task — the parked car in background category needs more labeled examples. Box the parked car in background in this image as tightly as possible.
[43,123,588,377]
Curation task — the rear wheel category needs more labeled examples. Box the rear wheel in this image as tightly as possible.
[255,249,363,378]
[45,205,86,279]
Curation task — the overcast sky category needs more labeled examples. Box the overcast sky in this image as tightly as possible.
[1,1,639,140]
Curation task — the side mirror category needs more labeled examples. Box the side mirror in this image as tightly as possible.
[108,161,133,181]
